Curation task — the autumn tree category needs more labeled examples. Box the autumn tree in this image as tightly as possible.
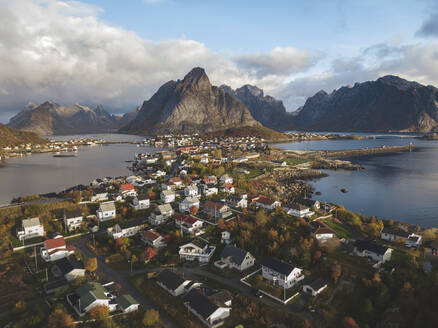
[85,257,98,273]
[145,247,156,261]
[89,305,110,321]
[331,261,342,284]
[190,205,199,216]
[341,316,359,328]
[143,309,160,326]
[48,309,74,328]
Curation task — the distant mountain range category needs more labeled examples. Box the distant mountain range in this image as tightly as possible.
[7,69,438,135]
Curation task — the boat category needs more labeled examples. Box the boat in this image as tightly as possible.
[53,154,77,158]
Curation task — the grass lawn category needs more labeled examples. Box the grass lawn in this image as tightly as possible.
[323,219,352,239]
[284,157,311,166]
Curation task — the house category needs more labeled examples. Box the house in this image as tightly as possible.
[67,282,116,316]
[63,209,83,232]
[149,204,174,226]
[314,226,336,241]
[184,185,199,197]
[202,185,218,196]
[161,190,176,203]
[169,177,183,187]
[426,239,438,256]
[221,230,231,244]
[214,245,255,271]
[179,196,200,213]
[155,269,192,296]
[116,295,139,313]
[131,196,150,210]
[203,175,217,185]
[204,201,232,219]
[271,160,287,166]
[225,195,247,208]
[17,217,44,241]
[183,289,231,328]
[107,219,147,239]
[41,235,74,262]
[299,199,320,210]
[219,174,233,184]
[120,184,137,198]
[200,157,209,164]
[97,201,116,222]
[175,215,204,235]
[405,233,422,248]
[91,192,108,202]
[302,279,328,296]
[141,230,167,248]
[161,182,175,191]
[220,183,235,194]
[254,196,281,211]
[287,203,314,218]
[52,257,85,281]
[381,227,410,242]
[261,258,304,289]
[179,238,216,263]
[353,240,393,264]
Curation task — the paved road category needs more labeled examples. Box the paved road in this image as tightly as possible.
[70,236,180,328]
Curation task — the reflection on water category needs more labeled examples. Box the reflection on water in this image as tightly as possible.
[276,136,438,227]
[0,134,158,204]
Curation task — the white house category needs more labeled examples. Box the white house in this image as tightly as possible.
[17,217,44,241]
[161,190,176,203]
[141,230,167,248]
[302,279,328,297]
[131,196,150,211]
[287,203,314,218]
[221,230,231,244]
[91,192,108,202]
[179,196,200,213]
[214,245,255,272]
[149,204,174,226]
[261,258,304,289]
[68,282,116,316]
[183,289,231,328]
[179,238,216,263]
[41,235,74,262]
[175,215,204,235]
[63,209,83,232]
[353,240,393,264]
[97,201,116,222]
[116,295,139,313]
[202,186,218,196]
[184,185,199,197]
[314,227,336,241]
[254,196,281,211]
[107,219,147,239]
[200,157,209,164]
[220,184,235,194]
[219,174,233,185]
[119,184,137,198]
[156,269,192,296]
[381,227,410,242]
[204,201,232,219]
[405,233,422,248]
[225,195,247,209]
[52,257,85,282]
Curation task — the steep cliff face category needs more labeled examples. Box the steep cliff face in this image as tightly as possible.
[220,84,293,131]
[295,76,438,132]
[120,67,261,135]
[8,102,132,135]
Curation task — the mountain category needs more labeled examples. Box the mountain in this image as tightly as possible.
[8,102,134,135]
[294,75,438,132]
[0,123,47,148]
[220,84,294,130]
[120,67,261,135]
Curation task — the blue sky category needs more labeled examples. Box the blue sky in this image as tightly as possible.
[1,0,438,122]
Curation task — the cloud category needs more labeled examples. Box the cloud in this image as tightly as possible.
[0,0,319,122]
[416,10,438,37]
[234,47,322,78]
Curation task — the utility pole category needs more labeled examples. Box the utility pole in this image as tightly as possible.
[46,267,48,281]
[34,245,38,272]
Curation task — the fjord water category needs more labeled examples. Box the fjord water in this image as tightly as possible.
[277,135,438,227]
[0,134,157,205]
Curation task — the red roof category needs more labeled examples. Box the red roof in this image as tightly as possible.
[45,236,66,250]
[142,230,162,242]
[170,177,182,183]
[256,196,276,205]
[204,201,225,210]
[175,214,198,225]
[121,183,135,191]
[223,183,234,189]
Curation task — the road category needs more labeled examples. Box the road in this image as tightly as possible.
[70,236,181,328]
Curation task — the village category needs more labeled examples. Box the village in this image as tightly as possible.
[0,134,436,328]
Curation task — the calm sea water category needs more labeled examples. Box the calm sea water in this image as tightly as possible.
[276,135,438,227]
[0,134,158,204]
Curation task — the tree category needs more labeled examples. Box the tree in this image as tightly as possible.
[341,316,359,328]
[85,257,98,273]
[143,309,160,326]
[145,247,156,261]
[48,309,74,328]
[89,305,110,321]
[190,205,199,216]
[13,300,26,314]
[331,261,342,284]
[302,319,312,328]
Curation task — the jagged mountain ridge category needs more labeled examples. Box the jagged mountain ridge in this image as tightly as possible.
[294,75,438,132]
[120,67,261,135]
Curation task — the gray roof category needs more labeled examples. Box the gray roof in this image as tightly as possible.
[65,209,82,219]
[116,294,138,310]
[220,245,252,266]
[183,290,219,320]
[308,278,327,291]
[22,217,41,228]
[353,240,389,256]
[99,201,115,212]
[262,258,295,276]
[156,269,186,291]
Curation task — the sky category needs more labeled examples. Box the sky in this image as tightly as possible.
[1,0,438,122]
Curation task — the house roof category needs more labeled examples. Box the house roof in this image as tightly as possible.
[221,245,251,266]
[261,258,296,276]
[189,238,208,249]
[76,282,108,309]
[175,215,198,225]
[161,190,175,196]
[207,290,233,307]
[64,209,82,219]
[289,203,309,211]
[121,184,135,191]
[382,227,410,238]
[314,227,335,235]
[353,240,390,256]
[170,177,182,183]
[54,257,83,276]
[118,218,146,230]
[183,289,219,320]
[156,269,186,291]
[142,230,163,242]
[116,294,138,310]
[99,202,116,212]
[182,196,199,204]
[158,204,173,213]
[22,217,41,228]
[45,236,66,250]
[256,196,276,206]
[205,201,226,210]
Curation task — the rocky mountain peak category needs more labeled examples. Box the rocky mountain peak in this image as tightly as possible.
[181,67,211,90]
[237,84,264,98]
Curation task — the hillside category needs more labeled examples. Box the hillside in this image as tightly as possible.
[0,123,48,148]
